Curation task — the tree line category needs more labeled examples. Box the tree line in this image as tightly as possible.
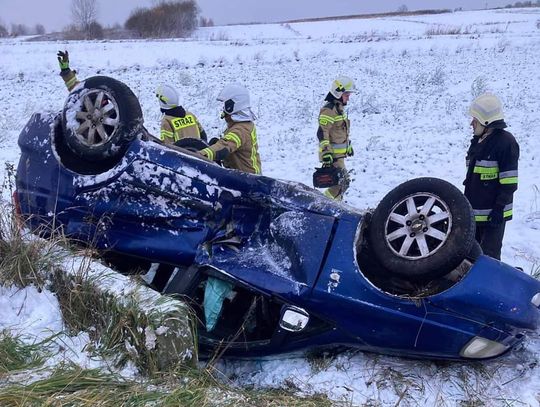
[0,0,213,40]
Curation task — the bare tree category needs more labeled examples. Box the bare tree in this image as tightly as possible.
[71,0,98,31]
[397,4,409,13]
[0,19,8,37]
[200,16,214,27]
[35,24,46,35]
[10,23,29,36]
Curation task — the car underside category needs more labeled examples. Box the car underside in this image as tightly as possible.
[14,76,540,360]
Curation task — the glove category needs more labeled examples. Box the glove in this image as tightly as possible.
[346,142,354,157]
[209,137,219,146]
[57,50,70,71]
[321,153,334,167]
[488,206,504,227]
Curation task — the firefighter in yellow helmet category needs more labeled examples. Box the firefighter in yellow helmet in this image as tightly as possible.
[155,84,207,145]
[317,76,356,201]
[199,84,262,175]
[464,93,519,260]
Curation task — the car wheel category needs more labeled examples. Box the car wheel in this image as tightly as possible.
[369,177,475,281]
[61,76,143,162]
[467,240,483,262]
[174,138,209,152]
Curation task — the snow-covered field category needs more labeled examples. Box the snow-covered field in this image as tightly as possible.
[2,7,540,405]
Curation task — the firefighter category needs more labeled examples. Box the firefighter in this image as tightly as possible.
[155,84,207,144]
[199,84,262,175]
[463,93,519,260]
[57,50,79,91]
[317,76,356,201]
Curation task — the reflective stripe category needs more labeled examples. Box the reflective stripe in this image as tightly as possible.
[319,115,334,125]
[333,114,347,122]
[202,148,214,161]
[500,177,518,185]
[475,215,489,222]
[160,130,174,140]
[331,142,348,154]
[319,140,331,153]
[65,76,77,89]
[476,160,498,167]
[473,209,492,216]
[473,166,499,174]
[331,143,348,149]
[223,132,242,148]
[499,170,518,185]
[250,127,260,174]
[500,170,518,178]
[474,206,513,222]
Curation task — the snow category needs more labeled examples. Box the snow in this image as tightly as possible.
[2,7,540,405]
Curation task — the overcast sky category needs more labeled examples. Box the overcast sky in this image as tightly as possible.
[0,0,514,32]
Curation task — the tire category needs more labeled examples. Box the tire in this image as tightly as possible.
[369,177,475,281]
[467,240,483,262]
[174,138,208,152]
[61,76,142,163]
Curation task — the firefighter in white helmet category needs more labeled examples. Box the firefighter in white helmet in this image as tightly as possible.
[155,84,207,145]
[316,76,356,201]
[463,93,519,260]
[198,84,262,332]
[199,84,262,175]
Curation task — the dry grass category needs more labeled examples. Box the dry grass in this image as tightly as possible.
[0,205,64,290]
[50,265,198,377]
[0,332,46,376]
[0,363,332,406]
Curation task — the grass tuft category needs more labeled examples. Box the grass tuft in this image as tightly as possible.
[51,268,197,376]
[0,331,46,375]
[0,205,55,289]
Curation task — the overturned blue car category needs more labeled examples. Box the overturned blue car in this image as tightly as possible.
[15,76,540,360]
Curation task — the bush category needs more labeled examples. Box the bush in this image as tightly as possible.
[62,20,103,40]
[10,23,29,37]
[86,21,104,39]
[34,24,46,35]
[0,24,8,38]
[125,0,199,38]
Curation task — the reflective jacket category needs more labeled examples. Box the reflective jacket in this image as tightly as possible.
[200,117,262,175]
[61,69,79,91]
[317,100,351,161]
[463,121,519,222]
[160,106,206,145]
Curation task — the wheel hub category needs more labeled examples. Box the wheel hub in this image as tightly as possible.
[410,218,427,234]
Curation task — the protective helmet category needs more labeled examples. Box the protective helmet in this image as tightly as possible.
[329,76,357,99]
[217,84,251,114]
[469,93,504,126]
[155,84,179,110]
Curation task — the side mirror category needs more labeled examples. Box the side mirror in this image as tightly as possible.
[279,306,310,332]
